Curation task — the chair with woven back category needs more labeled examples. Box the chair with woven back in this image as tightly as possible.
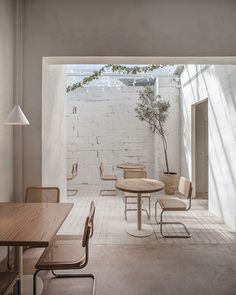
[123,169,151,220]
[33,201,96,295]
[1,247,20,295]
[99,162,117,196]
[155,176,193,238]
[7,186,60,270]
[25,186,60,203]
[0,272,20,295]
[67,162,79,196]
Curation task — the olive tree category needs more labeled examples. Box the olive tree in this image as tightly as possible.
[135,86,171,174]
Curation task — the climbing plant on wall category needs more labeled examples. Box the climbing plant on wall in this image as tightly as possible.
[66,64,168,92]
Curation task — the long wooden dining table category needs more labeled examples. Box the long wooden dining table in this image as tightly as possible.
[0,202,73,295]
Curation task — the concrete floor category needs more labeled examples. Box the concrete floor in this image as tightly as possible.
[24,244,236,295]
[23,185,236,295]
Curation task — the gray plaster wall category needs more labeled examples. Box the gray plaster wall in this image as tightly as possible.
[22,0,236,191]
[0,0,14,262]
[42,62,67,200]
[195,100,208,195]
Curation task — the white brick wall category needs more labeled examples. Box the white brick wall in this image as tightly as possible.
[66,75,180,186]
[66,79,154,184]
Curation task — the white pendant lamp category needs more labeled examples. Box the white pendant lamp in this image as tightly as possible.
[4,0,30,126]
[4,104,30,125]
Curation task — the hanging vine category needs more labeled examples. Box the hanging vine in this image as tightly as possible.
[66,64,168,92]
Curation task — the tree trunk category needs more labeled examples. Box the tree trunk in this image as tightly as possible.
[161,134,169,174]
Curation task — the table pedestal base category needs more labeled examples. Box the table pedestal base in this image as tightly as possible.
[22,275,43,295]
[127,223,153,237]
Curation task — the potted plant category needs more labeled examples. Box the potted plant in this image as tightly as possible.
[135,86,178,194]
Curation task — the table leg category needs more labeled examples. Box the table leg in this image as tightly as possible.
[126,192,153,238]
[15,246,23,293]
[15,246,43,295]
[137,193,142,230]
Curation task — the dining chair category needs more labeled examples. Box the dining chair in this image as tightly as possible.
[0,252,21,295]
[25,186,60,203]
[67,162,79,196]
[0,272,20,295]
[33,201,96,295]
[99,162,117,196]
[123,169,151,220]
[7,186,60,270]
[155,176,192,238]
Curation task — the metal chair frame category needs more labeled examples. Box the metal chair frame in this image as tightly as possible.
[123,169,151,220]
[155,177,192,238]
[33,203,96,295]
[67,163,79,196]
[99,162,117,196]
[124,196,150,220]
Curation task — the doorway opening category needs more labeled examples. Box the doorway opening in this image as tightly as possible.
[191,99,208,200]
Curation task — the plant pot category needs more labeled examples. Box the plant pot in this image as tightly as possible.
[160,172,178,195]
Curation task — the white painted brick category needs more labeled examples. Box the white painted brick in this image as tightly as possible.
[66,76,179,184]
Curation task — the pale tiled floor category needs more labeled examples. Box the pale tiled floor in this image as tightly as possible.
[60,184,236,245]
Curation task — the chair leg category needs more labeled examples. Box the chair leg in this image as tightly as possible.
[156,210,191,238]
[51,270,96,295]
[33,270,41,295]
[148,197,151,220]
[125,198,150,220]
[7,246,12,270]
[154,200,158,220]
[16,278,21,295]
[124,196,127,220]
[67,189,79,196]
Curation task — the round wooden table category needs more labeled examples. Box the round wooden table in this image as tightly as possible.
[117,163,145,170]
[115,178,164,237]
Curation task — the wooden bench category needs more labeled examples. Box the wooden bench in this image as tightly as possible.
[0,272,20,295]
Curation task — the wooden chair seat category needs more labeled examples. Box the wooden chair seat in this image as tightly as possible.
[36,235,85,269]
[101,175,117,181]
[0,272,19,295]
[158,197,187,211]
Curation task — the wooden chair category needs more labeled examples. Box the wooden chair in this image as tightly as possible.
[0,272,20,295]
[33,201,96,295]
[99,162,117,196]
[1,255,20,295]
[25,186,60,203]
[67,163,79,196]
[123,169,151,220]
[155,176,193,238]
[7,186,60,270]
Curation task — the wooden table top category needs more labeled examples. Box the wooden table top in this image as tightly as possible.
[115,178,164,193]
[117,163,145,170]
[0,202,73,247]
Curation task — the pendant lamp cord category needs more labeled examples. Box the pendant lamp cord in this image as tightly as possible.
[16,0,19,105]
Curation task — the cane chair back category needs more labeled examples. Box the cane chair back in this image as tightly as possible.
[82,216,91,248]
[88,201,95,238]
[178,177,192,199]
[71,163,78,179]
[124,169,147,179]
[99,162,104,178]
[25,187,60,203]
